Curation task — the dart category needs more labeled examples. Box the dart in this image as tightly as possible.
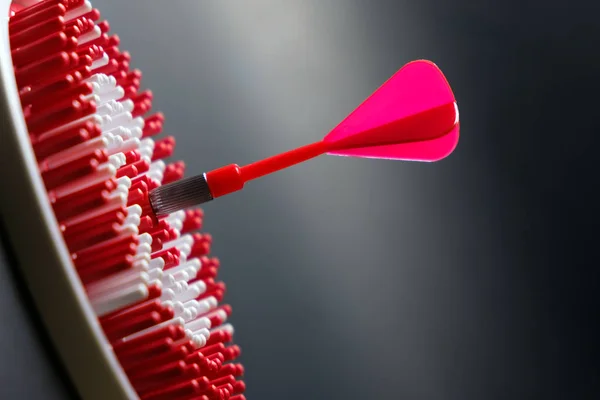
[149,59,460,216]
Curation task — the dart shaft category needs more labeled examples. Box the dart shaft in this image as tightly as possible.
[204,140,328,198]
[240,140,328,181]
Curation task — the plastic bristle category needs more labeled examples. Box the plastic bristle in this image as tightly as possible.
[7,1,245,398]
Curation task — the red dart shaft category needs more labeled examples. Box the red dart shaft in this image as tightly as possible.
[240,140,328,181]
[205,140,329,198]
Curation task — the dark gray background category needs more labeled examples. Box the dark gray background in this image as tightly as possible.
[1,0,598,399]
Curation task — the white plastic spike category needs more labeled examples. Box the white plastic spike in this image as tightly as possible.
[167,262,198,279]
[84,74,110,85]
[185,316,211,333]
[132,259,150,271]
[191,328,211,341]
[184,264,200,278]
[162,300,184,315]
[120,317,185,342]
[134,243,151,257]
[111,183,130,199]
[190,334,207,349]
[96,101,115,116]
[185,306,199,322]
[116,177,131,190]
[121,99,135,112]
[176,306,193,321]
[79,25,102,45]
[148,257,165,271]
[98,100,130,117]
[167,269,191,284]
[160,274,176,287]
[105,126,132,139]
[161,274,185,289]
[88,271,151,298]
[164,232,187,248]
[102,112,133,131]
[109,137,140,155]
[147,268,163,281]
[116,223,138,237]
[95,85,125,104]
[174,280,188,293]
[140,138,155,152]
[137,232,152,245]
[148,160,166,181]
[172,281,206,303]
[88,74,116,92]
[64,0,92,21]
[195,297,218,315]
[167,216,184,233]
[129,117,145,131]
[166,210,185,225]
[134,243,150,257]
[130,126,143,139]
[133,253,150,265]
[164,234,193,252]
[164,258,201,277]
[189,258,203,271]
[160,286,180,301]
[107,153,127,170]
[126,204,142,218]
[178,244,191,260]
[133,120,146,133]
[87,266,150,294]
[92,283,149,317]
[105,134,125,153]
[91,53,110,71]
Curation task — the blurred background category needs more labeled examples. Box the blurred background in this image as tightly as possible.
[1,0,598,399]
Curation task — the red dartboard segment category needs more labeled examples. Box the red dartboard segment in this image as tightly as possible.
[7,0,245,398]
